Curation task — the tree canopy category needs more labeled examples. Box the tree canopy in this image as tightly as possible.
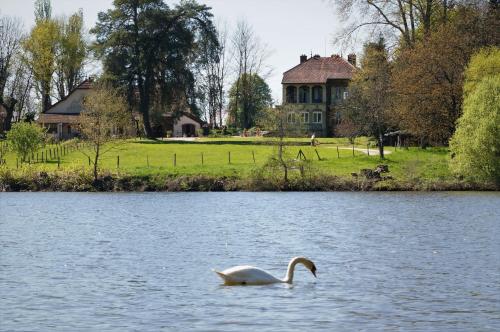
[449,47,500,184]
[228,73,272,129]
[92,0,218,138]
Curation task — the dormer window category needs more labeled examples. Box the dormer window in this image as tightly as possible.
[286,86,297,103]
[299,86,309,103]
[312,86,323,103]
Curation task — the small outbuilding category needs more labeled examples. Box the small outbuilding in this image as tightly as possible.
[37,79,93,139]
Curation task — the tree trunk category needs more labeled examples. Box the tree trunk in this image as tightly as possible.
[1,98,17,131]
[42,91,51,113]
[378,132,385,159]
[93,144,100,181]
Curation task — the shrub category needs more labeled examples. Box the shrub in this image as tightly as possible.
[6,122,46,162]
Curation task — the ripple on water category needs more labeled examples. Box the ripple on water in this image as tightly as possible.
[0,192,499,331]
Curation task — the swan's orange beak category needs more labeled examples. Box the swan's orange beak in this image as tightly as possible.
[311,264,317,278]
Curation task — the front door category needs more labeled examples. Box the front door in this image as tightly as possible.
[182,124,196,137]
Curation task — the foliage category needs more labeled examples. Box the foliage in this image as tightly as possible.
[22,6,59,113]
[463,47,500,97]
[19,1,87,115]
[228,73,272,129]
[92,0,217,138]
[6,122,45,162]
[80,83,132,180]
[449,49,500,184]
[391,6,499,146]
[340,38,391,158]
[54,10,87,99]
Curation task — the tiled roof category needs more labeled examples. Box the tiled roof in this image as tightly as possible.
[43,78,94,114]
[282,55,355,84]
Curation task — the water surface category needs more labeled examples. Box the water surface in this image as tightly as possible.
[1,192,499,331]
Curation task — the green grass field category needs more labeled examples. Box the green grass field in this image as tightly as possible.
[0,137,452,182]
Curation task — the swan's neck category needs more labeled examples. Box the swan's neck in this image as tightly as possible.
[282,257,303,283]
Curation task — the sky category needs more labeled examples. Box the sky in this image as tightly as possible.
[0,0,357,102]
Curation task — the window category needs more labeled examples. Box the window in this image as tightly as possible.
[286,86,297,103]
[287,112,296,123]
[299,86,309,103]
[300,112,309,123]
[312,86,323,103]
[343,91,349,99]
[312,111,322,124]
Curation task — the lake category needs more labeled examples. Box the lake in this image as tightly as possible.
[1,192,499,331]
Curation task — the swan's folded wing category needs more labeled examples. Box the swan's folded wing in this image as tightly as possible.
[214,266,280,285]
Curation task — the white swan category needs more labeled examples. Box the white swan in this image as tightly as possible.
[214,257,317,285]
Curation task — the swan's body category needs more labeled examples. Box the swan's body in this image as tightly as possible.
[214,257,316,286]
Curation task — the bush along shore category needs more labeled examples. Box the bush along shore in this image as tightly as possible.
[0,167,497,192]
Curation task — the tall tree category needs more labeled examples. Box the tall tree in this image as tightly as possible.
[0,15,24,130]
[228,73,272,129]
[230,19,271,129]
[391,4,499,145]
[449,47,500,184]
[22,1,58,113]
[340,38,391,158]
[54,10,87,100]
[92,0,217,138]
[199,22,228,128]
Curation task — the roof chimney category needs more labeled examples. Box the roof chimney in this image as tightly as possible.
[348,53,357,67]
[300,54,307,63]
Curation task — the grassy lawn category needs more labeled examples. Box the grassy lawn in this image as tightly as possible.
[0,137,452,182]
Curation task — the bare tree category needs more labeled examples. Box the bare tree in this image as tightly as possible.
[199,21,229,128]
[229,19,272,128]
[330,0,457,48]
[80,83,133,181]
[0,14,24,130]
[257,105,307,184]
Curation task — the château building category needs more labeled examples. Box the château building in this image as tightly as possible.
[281,53,356,136]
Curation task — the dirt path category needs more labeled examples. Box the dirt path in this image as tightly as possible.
[326,146,392,155]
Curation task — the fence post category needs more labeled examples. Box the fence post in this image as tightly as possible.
[252,150,256,163]
[228,151,231,164]
[173,153,176,167]
[16,158,18,169]
[367,144,370,156]
[201,152,204,165]
[352,145,355,157]
[337,146,340,158]
[88,156,91,166]
[315,149,321,161]
[117,155,120,169]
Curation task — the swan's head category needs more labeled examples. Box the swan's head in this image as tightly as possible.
[298,257,317,278]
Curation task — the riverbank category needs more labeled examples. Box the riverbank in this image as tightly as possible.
[0,168,496,192]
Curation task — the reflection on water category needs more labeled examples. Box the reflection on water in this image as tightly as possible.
[1,192,499,331]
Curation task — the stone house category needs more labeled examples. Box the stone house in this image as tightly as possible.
[38,78,204,139]
[281,54,356,136]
